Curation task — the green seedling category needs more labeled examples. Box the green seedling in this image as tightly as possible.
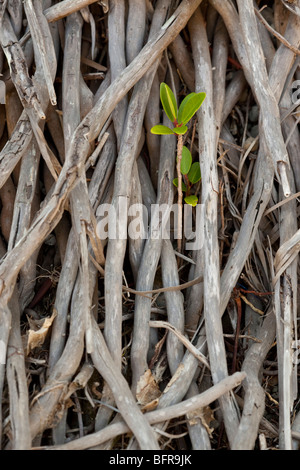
[151,82,206,250]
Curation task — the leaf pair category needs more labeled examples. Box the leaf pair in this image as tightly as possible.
[151,124,187,136]
[175,146,201,182]
[151,83,206,136]
[173,146,201,207]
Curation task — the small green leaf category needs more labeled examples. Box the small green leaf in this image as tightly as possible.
[184,195,198,206]
[188,162,201,184]
[173,178,187,192]
[172,125,188,135]
[180,146,192,175]
[151,124,174,135]
[177,92,206,125]
[160,82,178,123]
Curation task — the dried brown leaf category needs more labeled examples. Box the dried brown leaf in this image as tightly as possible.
[136,369,161,406]
[187,405,215,437]
[26,310,57,354]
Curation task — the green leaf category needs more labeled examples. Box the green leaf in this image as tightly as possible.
[180,146,192,175]
[177,92,206,125]
[151,124,174,135]
[160,82,177,123]
[173,178,187,192]
[184,195,198,206]
[172,125,188,135]
[188,162,201,184]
